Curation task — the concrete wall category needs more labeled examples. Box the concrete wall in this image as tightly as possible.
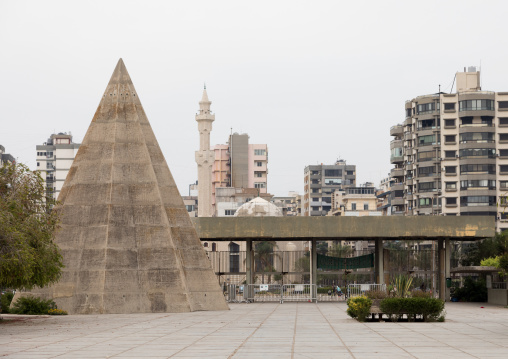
[488,289,508,306]
[191,215,495,240]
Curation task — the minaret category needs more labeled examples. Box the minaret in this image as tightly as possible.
[195,85,215,217]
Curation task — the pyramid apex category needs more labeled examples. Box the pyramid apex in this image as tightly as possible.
[107,58,133,85]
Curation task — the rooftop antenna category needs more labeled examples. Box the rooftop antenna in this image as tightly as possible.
[204,82,206,90]
[450,73,456,94]
[480,59,482,89]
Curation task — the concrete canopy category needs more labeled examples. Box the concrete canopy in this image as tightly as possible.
[18,59,228,314]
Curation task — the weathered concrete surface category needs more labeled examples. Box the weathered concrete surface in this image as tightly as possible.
[2,303,508,358]
[14,59,228,314]
[192,216,495,241]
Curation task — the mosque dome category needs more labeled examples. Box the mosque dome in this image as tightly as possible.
[234,197,283,217]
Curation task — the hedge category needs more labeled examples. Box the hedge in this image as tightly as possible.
[380,297,445,322]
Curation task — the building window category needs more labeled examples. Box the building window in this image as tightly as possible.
[324,169,341,176]
[324,178,342,185]
[444,119,455,127]
[459,99,494,111]
[46,162,54,169]
[363,203,369,210]
[346,170,354,175]
[256,161,263,167]
[37,162,40,167]
[459,148,495,158]
[459,132,494,143]
[460,196,496,207]
[212,243,217,252]
[460,180,495,190]
[461,164,495,174]
[418,151,436,161]
[500,181,508,189]
[254,171,263,177]
[254,149,266,156]
[500,134,508,141]
[499,101,508,109]
[445,166,456,174]
[225,209,236,216]
[444,103,455,110]
[499,118,508,125]
[500,165,508,173]
[254,182,266,189]
[418,135,436,146]
[418,166,439,177]
[444,135,456,143]
[444,151,456,158]
[446,197,457,205]
[312,188,319,193]
[417,102,438,114]
[203,242,208,248]
[406,108,412,118]
[500,149,508,157]
[351,203,357,210]
[445,182,457,190]
[418,182,438,192]
[185,205,194,212]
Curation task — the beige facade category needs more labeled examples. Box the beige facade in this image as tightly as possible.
[36,133,80,200]
[330,186,380,217]
[390,67,508,231]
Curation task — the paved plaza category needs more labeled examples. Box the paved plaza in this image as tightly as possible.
[1,302,508,358]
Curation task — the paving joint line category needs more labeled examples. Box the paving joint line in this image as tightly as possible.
[315,302,356,358]
[227,303,280,359]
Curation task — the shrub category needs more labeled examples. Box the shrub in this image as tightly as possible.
[365,290,388,300]
[380,297,445,322]
[0,292,14,314]
[452,276,487,302]
[10,296,57,315]
[411,289,432,298]
[391,274,413,298]
[347,295,372,322]
[48,309,68,315]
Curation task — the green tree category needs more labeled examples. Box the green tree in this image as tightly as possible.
[461,232,508,266]
[0,162,63,290]
[254,241,278,284]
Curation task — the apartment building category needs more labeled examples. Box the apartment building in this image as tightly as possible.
[303,159,356,216]
[36,133,80,199]
[330,185,381,217]
[211,133,269,215]
[390,67,508,231]
[0,145,15,166]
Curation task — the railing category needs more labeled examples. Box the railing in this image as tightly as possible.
[347,284,386,298]
[492,282,507,290]
[241,284,317,303]
[459,123,494,127]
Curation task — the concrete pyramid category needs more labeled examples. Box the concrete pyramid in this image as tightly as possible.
[25,59,228,314]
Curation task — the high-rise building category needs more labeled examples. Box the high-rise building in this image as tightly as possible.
[390,67,508,231]
[303,160,356,216]
[36,133,80,199]
[0,145,15,166]
[195,87,215,217]
[211,133,269,215]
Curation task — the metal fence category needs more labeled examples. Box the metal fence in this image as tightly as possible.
[347,284,387,298]
[226,284,316,303]
[492,282,507,289]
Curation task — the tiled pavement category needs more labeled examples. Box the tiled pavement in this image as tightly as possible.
[1,302,508,358]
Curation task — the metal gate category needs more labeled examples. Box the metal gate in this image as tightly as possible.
[239,284,316,303]
[347,283,386,298]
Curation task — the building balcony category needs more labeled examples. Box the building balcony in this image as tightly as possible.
[390,168,404,178]
[390,124,403,136]
[390,156,404,164]
[391,183,404,192]
[391,198,404,206]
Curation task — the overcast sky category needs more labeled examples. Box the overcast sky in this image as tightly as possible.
[2,0,508,197]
